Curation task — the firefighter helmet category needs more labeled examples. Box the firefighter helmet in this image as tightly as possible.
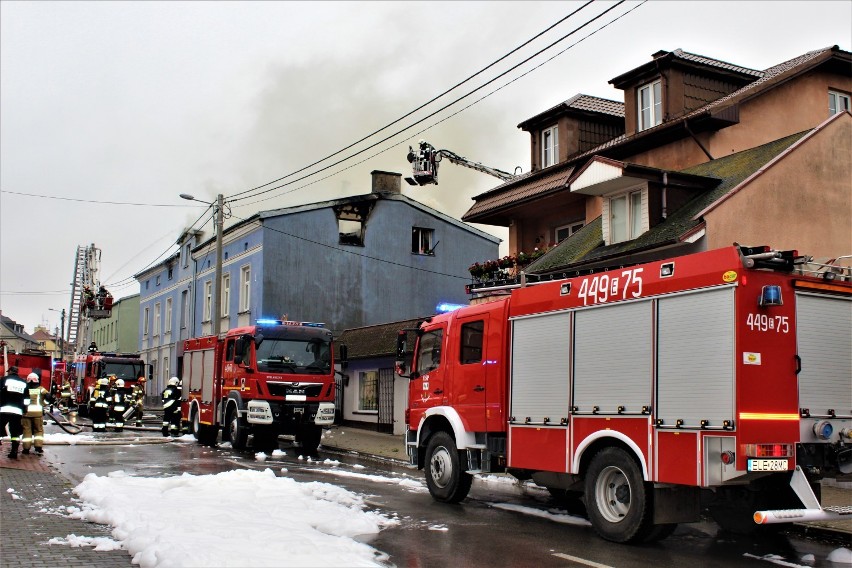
[115,379,125,388]
[168,376,179,386]
[27,372,39,383]
[97,377,109,387]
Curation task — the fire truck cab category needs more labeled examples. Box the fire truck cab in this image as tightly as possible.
[182,319,342,453]
[398,245,851,542]
[71,352,147,413]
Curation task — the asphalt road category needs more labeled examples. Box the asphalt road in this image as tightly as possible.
[42,426,848,568]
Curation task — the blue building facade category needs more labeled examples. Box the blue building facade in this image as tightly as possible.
[136,171,500,395]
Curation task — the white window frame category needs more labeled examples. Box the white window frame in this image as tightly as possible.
[183,243,191,268]
[222,273,231,318]
[412,227,434,255]
[153,302,161,337]
[165,297,172,333]
[638,80,662,131]
[163,356,169,382]
[604,186,647,245]
[181,290,189,330]
[541,125,558,168]
[239,265,251,313]
[829,90,851,116]
[143,307,150,337]
[203,280,212,322]
[554,221,585,243]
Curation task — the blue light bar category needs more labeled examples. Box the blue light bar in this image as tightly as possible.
[256,319,281,325]
[436,302,466,313]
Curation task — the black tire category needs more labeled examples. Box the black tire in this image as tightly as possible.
[296,425,322,455]
[547,488,588,518]
[424,431,473,504]
[191,406,218,447]
[643,523,677,543]
[227,406,248,450]
[584,447,654,543]
[253,427,280,453]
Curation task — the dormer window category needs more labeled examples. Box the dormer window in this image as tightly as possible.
[638,80,662,131]
[605,187,646,245]
[541,125,559,168]
[829,90,850,116]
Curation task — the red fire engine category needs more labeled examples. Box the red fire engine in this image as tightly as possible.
[0,346,59,391]
[181,319,343,453]
[397,245,851,542]
[71,351,147,412]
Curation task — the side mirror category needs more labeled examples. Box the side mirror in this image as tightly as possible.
[395,331,408,377]
[338,344,349,371]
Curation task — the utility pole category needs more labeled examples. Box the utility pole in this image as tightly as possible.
[213,193,224,335]
[180,193,225,335]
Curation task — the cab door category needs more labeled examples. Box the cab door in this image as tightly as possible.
[453,314,490,432]
[408,325,446,426]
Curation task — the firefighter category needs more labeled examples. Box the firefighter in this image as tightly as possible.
[132,376,146,427]
[89,377,110,432]
[161,377,181,437]
[21,373,52,455]
[1,366,27,459]
[60,380,72,411]
[109,379,128,432]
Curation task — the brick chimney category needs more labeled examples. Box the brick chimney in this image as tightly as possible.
[371,170,402,194]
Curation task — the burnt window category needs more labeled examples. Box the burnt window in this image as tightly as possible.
[335,202,373,247]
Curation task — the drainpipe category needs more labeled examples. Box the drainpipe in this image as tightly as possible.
[662,172,668,220]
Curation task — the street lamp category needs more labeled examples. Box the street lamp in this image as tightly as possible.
[181,193,225,335]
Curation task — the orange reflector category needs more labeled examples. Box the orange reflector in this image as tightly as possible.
[739,412,799,421]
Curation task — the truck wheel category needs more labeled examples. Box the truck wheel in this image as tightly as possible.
[227,407,248,450]
[584,447,654,543]
[296,425,322,455]
[191,406,217,447]
[424,431,473,504]
[253,428,280,453]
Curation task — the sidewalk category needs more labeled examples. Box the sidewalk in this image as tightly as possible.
[0,450,133,567]
[320,425,408,464]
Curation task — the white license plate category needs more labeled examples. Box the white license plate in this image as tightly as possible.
[747,459,788,472]
[285,394,307,401]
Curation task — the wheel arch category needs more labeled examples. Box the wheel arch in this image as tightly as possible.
[416,407,477,449]
[412,407,475,470]
[573,431,649,480]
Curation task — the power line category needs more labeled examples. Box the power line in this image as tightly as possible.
[233,0,642,208]
[226,0,598,200]
[0,189,205,207]
[228,0,632,205]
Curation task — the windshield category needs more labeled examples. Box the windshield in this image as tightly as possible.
[255,338,331,374]
[101,362,144,381]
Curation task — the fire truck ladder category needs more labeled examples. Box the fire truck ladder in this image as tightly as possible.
[67,243,101,354]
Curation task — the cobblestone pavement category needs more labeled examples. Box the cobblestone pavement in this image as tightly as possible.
[0,453,133,568]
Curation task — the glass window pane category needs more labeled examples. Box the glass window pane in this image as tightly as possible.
[653,81,662,125]
[630,191,643,238]
[610,195,627,243]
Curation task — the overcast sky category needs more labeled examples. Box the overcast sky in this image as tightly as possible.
[1,1,850,336]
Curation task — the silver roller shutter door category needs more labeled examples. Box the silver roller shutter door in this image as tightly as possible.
[657,287,735,428]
